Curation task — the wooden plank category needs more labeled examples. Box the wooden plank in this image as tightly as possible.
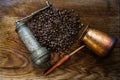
[0,0,120,80]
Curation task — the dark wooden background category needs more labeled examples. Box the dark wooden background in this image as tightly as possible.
[0,0,120,80]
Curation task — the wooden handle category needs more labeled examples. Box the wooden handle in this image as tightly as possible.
[44,55,69,76]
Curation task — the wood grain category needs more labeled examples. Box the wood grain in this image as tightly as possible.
[0,0,120,80]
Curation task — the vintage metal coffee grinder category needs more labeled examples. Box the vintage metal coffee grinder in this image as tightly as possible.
[15,1,51,66]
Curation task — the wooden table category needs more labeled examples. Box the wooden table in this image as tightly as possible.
[0,0,120,80]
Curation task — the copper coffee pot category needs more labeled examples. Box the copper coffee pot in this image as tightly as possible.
[82,26,117,57]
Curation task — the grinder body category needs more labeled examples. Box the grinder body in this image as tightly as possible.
[15,21,50,66]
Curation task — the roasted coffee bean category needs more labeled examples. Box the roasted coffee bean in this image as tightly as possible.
[26,6,81,52]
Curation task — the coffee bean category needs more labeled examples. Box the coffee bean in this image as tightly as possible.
[26,6,81,53]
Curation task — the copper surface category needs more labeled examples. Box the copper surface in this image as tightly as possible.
[82,28,117,56]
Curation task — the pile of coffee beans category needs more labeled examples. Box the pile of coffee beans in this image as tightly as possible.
[27,6,81,52]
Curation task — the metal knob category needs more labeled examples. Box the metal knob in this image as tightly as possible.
[15,21,50,66]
